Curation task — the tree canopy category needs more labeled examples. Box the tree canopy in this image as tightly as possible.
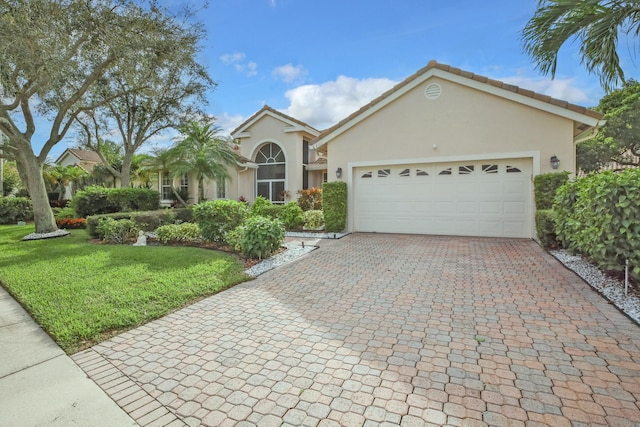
[578,79,640,172]
[0,0,211,233]
[522,0,640,92]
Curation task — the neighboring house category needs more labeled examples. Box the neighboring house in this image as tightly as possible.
[55,148,104,197]
[157,60,604,239]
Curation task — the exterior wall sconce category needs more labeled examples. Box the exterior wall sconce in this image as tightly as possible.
[336,167,343,178]
[550,155,560,170]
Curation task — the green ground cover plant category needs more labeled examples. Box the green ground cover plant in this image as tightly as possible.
[0,225,248,353]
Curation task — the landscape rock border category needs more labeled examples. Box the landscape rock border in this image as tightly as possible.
[550,249,640,325]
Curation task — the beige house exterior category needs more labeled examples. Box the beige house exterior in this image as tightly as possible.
[157,61,603,239]
[309,61,603,238]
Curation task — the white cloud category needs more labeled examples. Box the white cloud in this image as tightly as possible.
[500,75,590,105]
[220,52,245,64]
[283,76,397,130]
[216,112,246,135]
[220,52,258,77]
[272,63,307,83]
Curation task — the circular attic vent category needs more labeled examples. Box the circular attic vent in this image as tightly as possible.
[424,83,442,100]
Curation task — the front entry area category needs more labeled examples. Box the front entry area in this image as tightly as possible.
[353,158,532,238]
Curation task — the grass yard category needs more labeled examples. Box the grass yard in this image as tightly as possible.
[0,224,249,353]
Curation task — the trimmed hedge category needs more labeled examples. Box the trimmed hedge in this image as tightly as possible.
[554,169,640,279]
[71,186,159,217]
[535,210,557,249]
[533,172,570,210]
[323,181,347,232]
[86,208,192,238]
[0,197,33,224]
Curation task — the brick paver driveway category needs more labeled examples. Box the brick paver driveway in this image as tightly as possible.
[73,234,640,427]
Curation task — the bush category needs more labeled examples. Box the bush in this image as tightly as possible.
[0,197,33,224]
[534,172,570,210]
[192,200,248,244]
[86,209,188,238]
[554,169,640,279]
[96,218,138,244]
[535,210,557,249]
[249,196,272,217]
[297,187,322,211]
[304,210,324,230]
[155,223,201,244]
[280,202,304,230]
[71,186,118,218]
[237,216,285,259]
[53,206,77,220]
[323,181,347,232]
[225,225,245,252]
[71,186,159,217]
[260,205,284,220]
[130,210,175,231]
[173,207,193,224]
[56,218,87,229]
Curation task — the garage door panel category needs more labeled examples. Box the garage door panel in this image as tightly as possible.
[354,159,532,238]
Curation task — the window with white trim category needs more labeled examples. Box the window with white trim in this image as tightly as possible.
[255,143,286,204]
[216,177,226,199]
[161,173,172,200]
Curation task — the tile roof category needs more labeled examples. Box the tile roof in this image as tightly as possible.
[231,105,319,137]
[67,149,102,163]
[311,60,603,146]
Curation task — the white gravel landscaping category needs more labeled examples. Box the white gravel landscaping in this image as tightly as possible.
[550,249,640,325]
[245,240,318,277]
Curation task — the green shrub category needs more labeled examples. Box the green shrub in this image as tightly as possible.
[71,186,118,218]
[53,206,77,220]
[535,210,557,248]
[238,216,285,259]
[297,187,322,211]
[173,207,193,223]
[96,218,138,244]
[155,223,201,244]
[554,169,640,279]
[225,225,245,252]
[192,200,248,243]
[304,210,324,230]
[280,202,304,230]
[534,172,570,210]
[260,205,284,220]
[323,181,347,232]
[0,197,33,224]
[71,186,159,217]
[249,196,272,217]
[131,210,175,231]
[86,209,188,238]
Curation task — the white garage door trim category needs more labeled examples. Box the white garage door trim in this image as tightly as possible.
[348,154,535,238]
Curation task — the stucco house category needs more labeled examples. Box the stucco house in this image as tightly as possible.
[157,60,604,239]
[54,148,104,197]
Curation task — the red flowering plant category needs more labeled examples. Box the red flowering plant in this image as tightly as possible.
[56,217,87,229]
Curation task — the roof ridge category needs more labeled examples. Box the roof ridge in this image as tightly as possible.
[310,60,603,146]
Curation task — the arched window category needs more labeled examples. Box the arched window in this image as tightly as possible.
[255,143,286,203]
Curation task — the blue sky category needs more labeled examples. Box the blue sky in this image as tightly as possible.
[42,0,638,160]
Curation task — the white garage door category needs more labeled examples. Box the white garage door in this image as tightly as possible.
[353,159,532,238]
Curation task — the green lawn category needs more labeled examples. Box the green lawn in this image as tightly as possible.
[0,225,249,353]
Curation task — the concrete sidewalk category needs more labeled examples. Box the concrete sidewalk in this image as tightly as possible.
[0,287,136,427]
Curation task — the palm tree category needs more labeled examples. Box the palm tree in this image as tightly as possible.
[522,0,640,92]
[43,165,86,200]
[170,121,239,203]
[140,148,189,207]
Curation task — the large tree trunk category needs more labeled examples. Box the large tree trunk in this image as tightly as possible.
[119,155,132,188]
[19,150,57,233]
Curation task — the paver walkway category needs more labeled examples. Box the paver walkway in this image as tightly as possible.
[73,234,640,427]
